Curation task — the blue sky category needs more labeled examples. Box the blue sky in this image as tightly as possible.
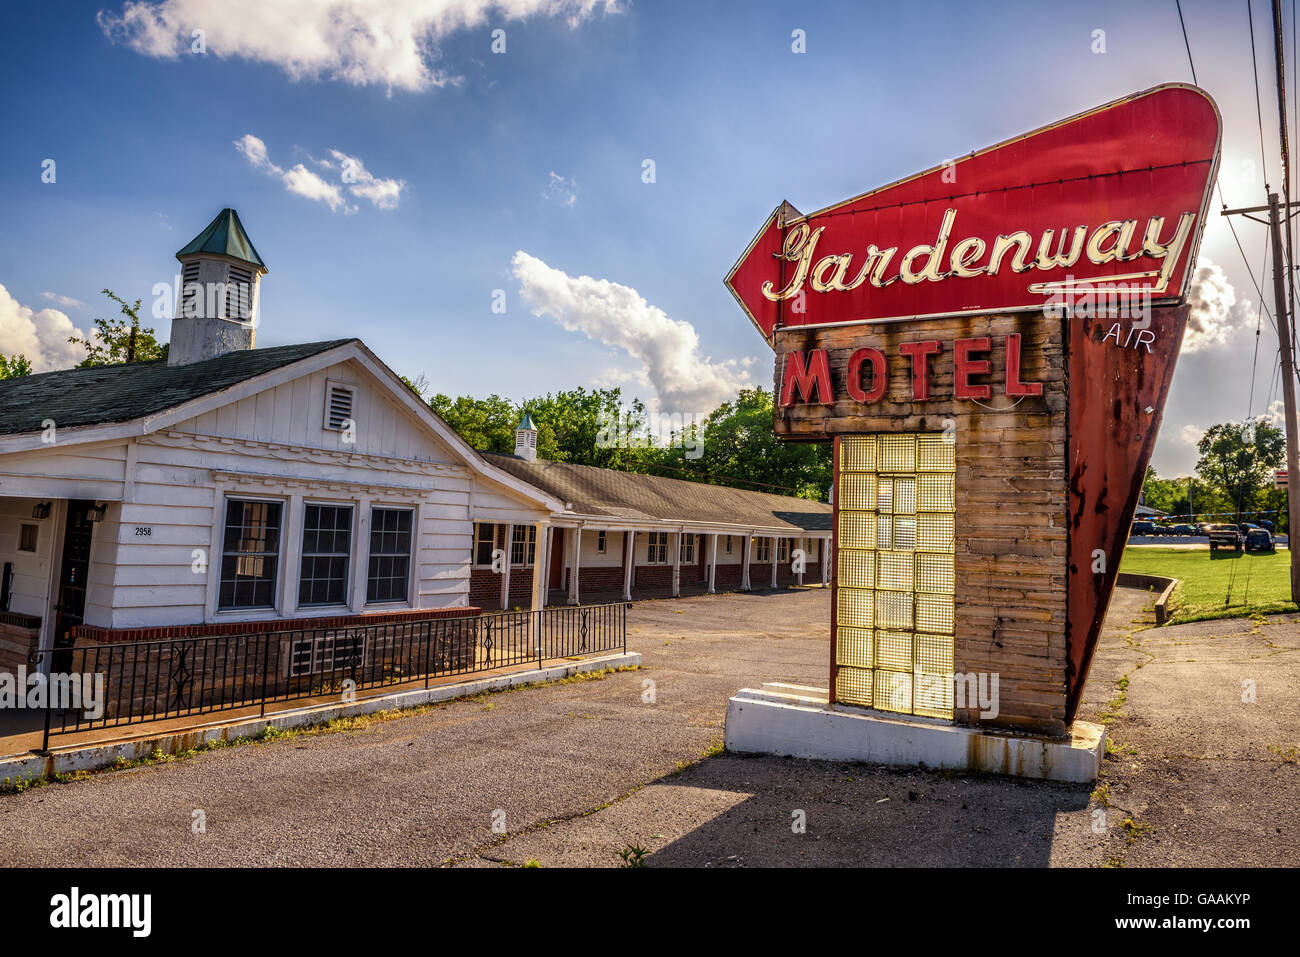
[0,0,1289,474]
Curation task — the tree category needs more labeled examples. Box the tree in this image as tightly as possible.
[68,289,168,366]
[654,388,831,500]
[1194,419,1285,517]
[0,353,32,379]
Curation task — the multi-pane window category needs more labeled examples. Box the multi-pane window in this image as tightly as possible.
[511,525,537,566]
[219,499,282,609]
[474,523,496,566]
[753,537,771,562]
[368,507,413,603]
[835,433,956,719]
[725,535,732,554]
[646,531,669,563]
[679,534,695,564]
[778,539,790,562]
[298,504,353,606]
[596,530,607,553]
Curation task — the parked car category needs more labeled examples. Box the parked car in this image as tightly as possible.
[1172,524,1196,536]
[1245,528,1276,552]
[1130,520,1155,537]
[1205,524,1244,553]
[1259,519,1276,532]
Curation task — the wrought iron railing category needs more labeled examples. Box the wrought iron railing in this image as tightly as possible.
[28,602,627,750]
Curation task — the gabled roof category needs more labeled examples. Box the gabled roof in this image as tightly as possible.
[176,208,266,270]
[483,453,831,533]
[0,340,352,437]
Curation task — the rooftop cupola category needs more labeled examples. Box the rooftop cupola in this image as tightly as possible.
[168,208,268,366]
[515,412,538,461]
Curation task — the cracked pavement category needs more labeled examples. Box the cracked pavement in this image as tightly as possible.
[0,586,1294,867]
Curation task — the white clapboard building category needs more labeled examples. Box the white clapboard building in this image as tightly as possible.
[0,210,830,670]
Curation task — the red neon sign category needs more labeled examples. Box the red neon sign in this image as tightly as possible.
[726,84,1221,345]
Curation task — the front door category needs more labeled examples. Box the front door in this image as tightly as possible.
[548,528,565,589]
[52,500,95,667]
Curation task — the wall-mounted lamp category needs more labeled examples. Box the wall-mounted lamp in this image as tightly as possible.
[86,503,108,523]
[31,502,51,520]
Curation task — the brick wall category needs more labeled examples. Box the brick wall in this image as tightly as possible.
[0,612,41,673]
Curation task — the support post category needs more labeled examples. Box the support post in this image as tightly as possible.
[708,532,718,594]
[622,530,634,601]
[500,523,513,611]
[822,536,831,585]
[742,534,752,591]
[1269,192,1300,602]
[530,521,546,613]
[672,530,682,598]
[770,536,779,590]
[568,526,581,605]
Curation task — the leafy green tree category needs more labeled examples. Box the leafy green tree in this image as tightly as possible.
[69,289,168,366]
[1194,419,1285,517]
[0,353,32,379]
[653,388,831,499]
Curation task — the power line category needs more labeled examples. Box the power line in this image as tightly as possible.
[1177,0,1199,83]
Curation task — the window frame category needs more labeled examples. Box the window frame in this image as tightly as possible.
[679,534,695,564]
[217,496,285,612]
[473,522,497,568]
[753,537,771,563]
[510,524,537,567]
[367,505,414,605]
[646,531,669,564]
[297,501,355,608]
[16,523,38,553]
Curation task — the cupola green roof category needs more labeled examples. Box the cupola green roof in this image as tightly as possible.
[175,208,266,270]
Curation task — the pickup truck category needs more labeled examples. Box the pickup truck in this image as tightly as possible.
[1205,524,1243,553]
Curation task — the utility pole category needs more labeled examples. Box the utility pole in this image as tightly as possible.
[1224,195,1300,601]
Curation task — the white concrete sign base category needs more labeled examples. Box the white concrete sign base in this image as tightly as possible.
[725,685,1104,783]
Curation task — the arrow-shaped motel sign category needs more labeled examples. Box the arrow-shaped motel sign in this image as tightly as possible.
[726,84,1224,729]
[725,84,1221,346]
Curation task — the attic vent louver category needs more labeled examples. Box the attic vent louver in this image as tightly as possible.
[325,383,355,431]
[180,261,201,317]
[225,264,253,321]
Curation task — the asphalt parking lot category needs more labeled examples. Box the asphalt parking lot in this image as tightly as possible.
[0,586,1295,867]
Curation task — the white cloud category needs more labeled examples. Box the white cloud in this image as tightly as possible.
[239,134,411,213]
[1178,424,1206,447]
[543,171,577,207]
[1184,260,1251,353]
[41,291,87,309]
[0,284,90,372]
[329,149,406,210]
[511,251,755,412]
[98,0,619,92]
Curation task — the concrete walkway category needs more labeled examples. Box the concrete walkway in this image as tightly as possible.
[0,585,1294,866]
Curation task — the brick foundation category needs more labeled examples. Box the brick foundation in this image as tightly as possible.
[0,612,42,672]
[74,606,479,644]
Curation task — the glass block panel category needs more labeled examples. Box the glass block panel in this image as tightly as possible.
[833,429,955,719]
[917,473,954,511]
[836,627,873,668]
[915,552,955,593]
[876,551,913,591]
[879,434,916,472]
[840,473,878,510]
[874,670,913,713]
[838,549,876,589]
[874,590,913,629]
[916,513,955,552]
[893,477,916,514]
[916,593,955,635]
[914,672,955,719]
[837,666,873,707]
[893,516,917,550]
[841,435,878,472]
[837,587,874,628]
[875,630,913,671]
[838,511,877,549]
[917,433,955,471]
[915,633,955,673]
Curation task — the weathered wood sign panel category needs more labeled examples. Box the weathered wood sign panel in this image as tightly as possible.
[729,84,1219,733]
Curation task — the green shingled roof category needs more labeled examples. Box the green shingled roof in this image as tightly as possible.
[176,208,267,270]
[0,340,354,437]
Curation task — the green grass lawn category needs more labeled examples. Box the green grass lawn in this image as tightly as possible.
[1119,546,1298,623]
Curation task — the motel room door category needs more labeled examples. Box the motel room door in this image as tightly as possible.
[51,500,95,669]
[549,528,566,589]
